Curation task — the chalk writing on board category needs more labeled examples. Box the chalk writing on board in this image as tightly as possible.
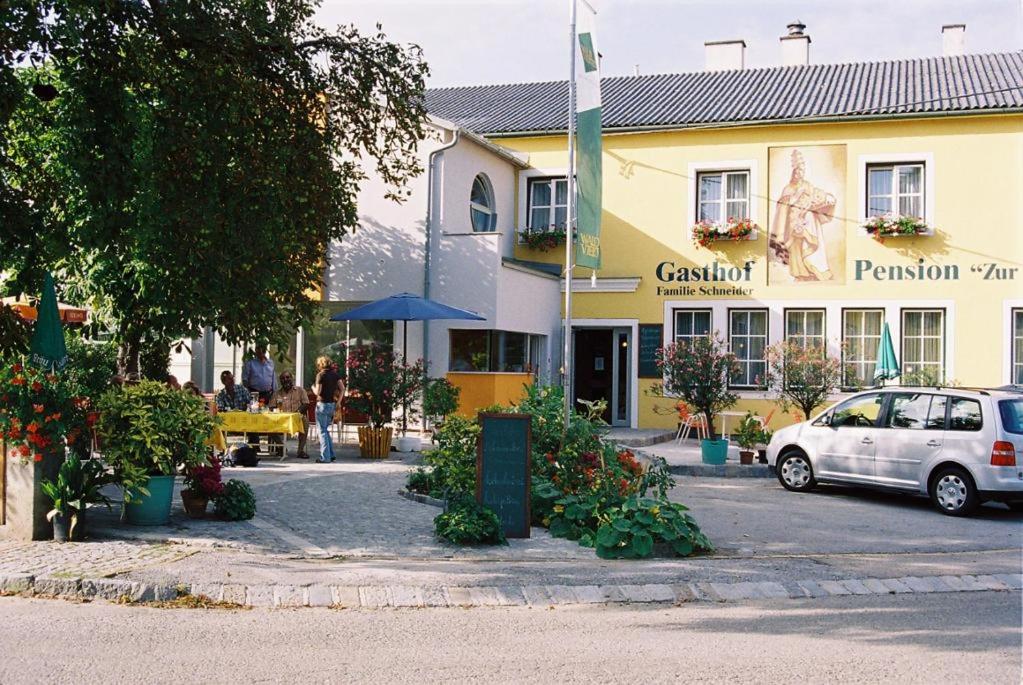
[477,413,531,539]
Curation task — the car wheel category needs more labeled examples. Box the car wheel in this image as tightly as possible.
[777,451,816,492]
[929,466,979,517]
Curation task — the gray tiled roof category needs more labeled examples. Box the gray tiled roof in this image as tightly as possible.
[426,51,1023,135]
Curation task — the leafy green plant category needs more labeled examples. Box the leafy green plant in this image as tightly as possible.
[434,497,505,545]
[594,496,713,560]
[422,415,480,498]
[422,377,460,422]
[214,479,256,521]
[96,381,218,501]
[653,335,740,435]
[733,412,766,450]
[41,454,114,539]
[406,467,434,495]
[764,341,846,422]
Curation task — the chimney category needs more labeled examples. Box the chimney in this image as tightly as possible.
[942,24,965,56]
[704,39,746,71]
[780,20,810,66]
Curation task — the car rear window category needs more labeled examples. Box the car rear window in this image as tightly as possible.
[999,400,1023,435]
[948,398,983,432]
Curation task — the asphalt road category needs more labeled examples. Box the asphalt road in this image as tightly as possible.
[1,591,1019,683]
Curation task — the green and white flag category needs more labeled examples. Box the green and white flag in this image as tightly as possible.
[574,0,602,270]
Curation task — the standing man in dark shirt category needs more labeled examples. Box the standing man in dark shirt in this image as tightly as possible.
[311,355,344,463]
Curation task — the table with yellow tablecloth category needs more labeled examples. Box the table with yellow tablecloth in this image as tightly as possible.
[209,411,306,456]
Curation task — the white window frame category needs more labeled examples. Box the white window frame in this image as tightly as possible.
[785,309,826,350]
[901,308,946,385]
[518,167,569,242]
[672,309,713,346]
[526,176,568,231]
[696,170,751,224]
[661,299,956,402]
[866,163,924,220]
[842,309,884,389]
[470,173,497,233]
[857,153,935,234]
[728,308,768,389]
[686,159,759,236]
[1004,300,1023,385]
[1014,309,1023,385]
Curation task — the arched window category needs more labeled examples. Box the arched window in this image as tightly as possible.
[470,174,497,232]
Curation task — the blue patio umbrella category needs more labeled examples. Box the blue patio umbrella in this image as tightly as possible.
[873,322,900,384]
[330,293,485,433]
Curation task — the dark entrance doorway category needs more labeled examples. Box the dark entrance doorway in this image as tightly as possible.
[573,329,613,424]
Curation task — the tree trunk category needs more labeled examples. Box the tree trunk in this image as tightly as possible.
[703,410,715,440]
[117,332,142,381]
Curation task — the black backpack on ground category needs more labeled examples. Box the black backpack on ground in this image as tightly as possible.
[227,443,260,468]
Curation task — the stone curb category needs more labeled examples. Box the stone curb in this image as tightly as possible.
[2,572,1017,610]
[397,489,446,509]
[633,448,775,478]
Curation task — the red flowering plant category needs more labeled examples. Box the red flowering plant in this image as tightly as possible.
[521,225,568,252]
[862,215,929,242]
[0,358,75,464]
[183,455,224,498]
[344,344,400,429]
[653,335,740,436]
[692,217,757,248]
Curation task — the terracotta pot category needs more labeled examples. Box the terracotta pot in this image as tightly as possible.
[358,426,393,458]
[739,450,755,465]
[180,489,209,518]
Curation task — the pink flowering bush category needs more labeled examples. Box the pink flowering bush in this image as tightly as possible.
[345,345,424,430]
[652,335,740,435]
[183,456,224,498]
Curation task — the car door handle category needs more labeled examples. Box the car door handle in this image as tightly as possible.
[927,440,941,447]
[861,437,873,445]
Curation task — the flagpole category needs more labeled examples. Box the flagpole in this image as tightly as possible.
[563,0,577,427]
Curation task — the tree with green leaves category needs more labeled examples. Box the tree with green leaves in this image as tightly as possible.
[653,335,740,435]
[2,1,429,376]
[764,340,846,422]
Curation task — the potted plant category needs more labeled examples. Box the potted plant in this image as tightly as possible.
[763,340,845,426]
[393,357,426,452]
[344,345,398,458]
[96,380,217,525]
[654,335,740,465]
[423,377,460,433]
[733,412,763,465]
[41,454,113,541]
[181,456,224,518]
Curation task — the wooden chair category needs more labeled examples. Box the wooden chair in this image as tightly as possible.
[675,403,709,444]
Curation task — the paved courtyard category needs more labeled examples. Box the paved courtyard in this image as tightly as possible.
[1,447,1019,606]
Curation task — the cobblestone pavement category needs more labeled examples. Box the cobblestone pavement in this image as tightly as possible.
[88,447,591,561]
[0,539,195,579]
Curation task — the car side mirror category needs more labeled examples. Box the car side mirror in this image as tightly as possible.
[815,412,833,427]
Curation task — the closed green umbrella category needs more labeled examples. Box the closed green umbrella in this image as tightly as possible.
[873,322,900,385]
[29,272,68,372]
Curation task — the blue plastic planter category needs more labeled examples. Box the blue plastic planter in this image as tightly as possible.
[125,475,176,526]
[700,439,729,465]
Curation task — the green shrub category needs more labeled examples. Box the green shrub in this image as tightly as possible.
[422,415,479,498]
[214,479,256,521]
[423,378,460,421]
[594,496,713,560]
[96,380,217,501]
[406,467,434,495]
[434,497,505,545]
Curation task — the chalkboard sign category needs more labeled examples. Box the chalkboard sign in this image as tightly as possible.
[476,413,531,538]
[638,324,664,378]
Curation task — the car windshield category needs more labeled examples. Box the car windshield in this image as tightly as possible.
[998,399,1023,435]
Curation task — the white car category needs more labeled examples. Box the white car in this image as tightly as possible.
[767,387,1023,516]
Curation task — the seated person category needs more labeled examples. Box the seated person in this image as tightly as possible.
[269,371,310,459]
[215,370,252,412]
[181,380,203,397]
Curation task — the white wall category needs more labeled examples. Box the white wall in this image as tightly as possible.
[497,265,562,380]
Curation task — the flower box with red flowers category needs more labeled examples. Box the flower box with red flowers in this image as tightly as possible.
[862,215,931,241]
[520,225,568,252]
[691,218,758,248]
[0,360,75,465]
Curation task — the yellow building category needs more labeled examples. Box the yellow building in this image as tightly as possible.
[428,37,1023,430]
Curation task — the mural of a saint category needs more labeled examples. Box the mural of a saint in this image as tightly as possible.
[770,149,838,282]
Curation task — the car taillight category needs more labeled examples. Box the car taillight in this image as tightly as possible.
[991,441,1017,466]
